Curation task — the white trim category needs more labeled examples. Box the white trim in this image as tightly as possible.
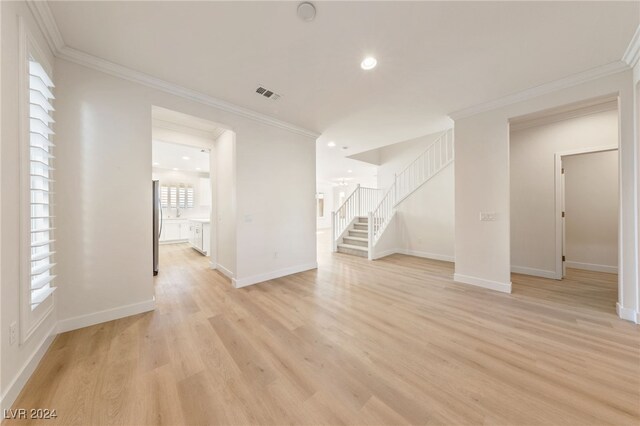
[0,323,56,413]
[510,265,558,279]
[153,118,228,141]
[449,62,628,121]
[57,299,155,333]
[215,264,235,279]
[554,145,619,281]
[622,25,640,67]
[509,99,618,132]
[565,261,618,274]
[25,2,319,140]
[616,302,638,324]
[395,248,454,263]
[232,262,318,288]
[453,273,512,294]
[26,0,64,54]
[56,46,319,139]
[370,248,398,260]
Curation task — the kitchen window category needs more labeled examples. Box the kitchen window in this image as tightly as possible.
[161,184,194,209]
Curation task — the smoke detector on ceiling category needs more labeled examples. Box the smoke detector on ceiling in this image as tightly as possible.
[297,2,316,22]
[256,86,281,101]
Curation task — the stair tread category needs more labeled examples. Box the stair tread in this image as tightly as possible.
[337,243,368,252]
[349,229,367,233]
[343,236,368,242]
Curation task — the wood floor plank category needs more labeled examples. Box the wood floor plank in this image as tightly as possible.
[7,231,640,425]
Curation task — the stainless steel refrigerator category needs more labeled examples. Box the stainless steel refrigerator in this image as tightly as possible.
[152,180,162,275]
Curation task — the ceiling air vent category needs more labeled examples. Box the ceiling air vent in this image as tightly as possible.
[256,86,281,101]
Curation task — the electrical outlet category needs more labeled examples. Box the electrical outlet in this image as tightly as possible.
[480,212,498,222]
[9,322,17,345]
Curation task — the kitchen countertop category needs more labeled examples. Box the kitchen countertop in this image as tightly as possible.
[188,218,210,224]
[163,217,210,223]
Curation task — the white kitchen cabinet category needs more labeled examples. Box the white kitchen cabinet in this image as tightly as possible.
[189,219,210,255]
[160,219,189,243]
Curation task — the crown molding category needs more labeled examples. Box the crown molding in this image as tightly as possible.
[26,0,64,54]
[152,118,227,141]
[623,25,640,68]
[27,1,320,140]
[449,61,629,121]
[509,98,618,132]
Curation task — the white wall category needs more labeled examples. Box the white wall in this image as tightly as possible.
[510,108,618,277]
[0,0,57,410]
[377,133,440,188]
[375,132,455,261]
[53,56,317,312]
[213,130,236,277]
[564,151,618,272]
[315,181,334,229]
[454,70,637,317]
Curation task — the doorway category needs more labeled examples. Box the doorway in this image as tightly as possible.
[150,106,236,279]
[509,96,621,313]
[556,148,619,279]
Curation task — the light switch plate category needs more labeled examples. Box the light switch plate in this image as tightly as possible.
[9,322,17,345]
[480,212,498,221]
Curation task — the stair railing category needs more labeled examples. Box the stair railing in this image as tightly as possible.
[370,129,454,248]
[331,184,381,251]
[369,185,396,247]
[395,129,454,206]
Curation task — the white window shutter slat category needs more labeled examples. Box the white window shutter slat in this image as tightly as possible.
[27,57,56,310]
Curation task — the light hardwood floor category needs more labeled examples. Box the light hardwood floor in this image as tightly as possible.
[9,231,640,425]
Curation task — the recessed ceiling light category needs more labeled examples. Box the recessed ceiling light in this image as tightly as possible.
[173,168,179,171]
[327,141,336,147]
[152,162,159,166]
[347,169,353,173]
[196,167,201,171]
[361,56,377,70]
[297,2,316,22]
[182,156,190,160]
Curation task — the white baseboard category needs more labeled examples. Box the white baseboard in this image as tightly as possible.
[453,273,512,294]
[616,303,639,324]
[57,298,156,333]
[0,323,57,413]
[511,265,559,279]
[371,248,397,260]
[232,262,318,288]
[396,248,455,263]
[565,261,618,274]
[215,263,235,279]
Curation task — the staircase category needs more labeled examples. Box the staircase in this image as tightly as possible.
[331,185,381,256]
[336,216,370,257]
[331,129,454,260]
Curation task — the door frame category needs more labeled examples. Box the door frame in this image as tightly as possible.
[554,145,618,280]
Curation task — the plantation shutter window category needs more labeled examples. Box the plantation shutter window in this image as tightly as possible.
[186,187,194,208]
[160,185,170,208]
[28,57,56,309]
[159,184,195,209]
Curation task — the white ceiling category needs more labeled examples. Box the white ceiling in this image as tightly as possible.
[49,1,638,179]
[152,140,210,174]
